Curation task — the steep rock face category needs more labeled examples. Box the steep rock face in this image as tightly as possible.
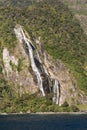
[14,25,61,104]
[2,32,38,96]
[35,39,80,105]
[43,54,79,105]
[2,25,81,105]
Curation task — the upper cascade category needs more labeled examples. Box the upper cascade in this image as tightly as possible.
[14,26,45,97]
[14,25,60,105]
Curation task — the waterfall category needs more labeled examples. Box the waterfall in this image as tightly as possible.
[53,79,60,104]
[25,40,45,96]
[14,26,45,96]
[14,25,60,105]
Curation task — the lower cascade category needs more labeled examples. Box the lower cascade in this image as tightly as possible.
[14,25,60,105]
[53,79,60,104]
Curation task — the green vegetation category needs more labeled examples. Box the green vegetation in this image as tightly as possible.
[77,104,87,111]
[0,0,87,112]
[0,0,36,7]
[0,0,87,92]
[17,58,23,72]
[63,0,87,15]
[0,93,79,113]
[0,78,15,102]
[63,0,87,35]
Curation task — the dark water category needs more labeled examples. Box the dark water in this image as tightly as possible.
[0,114,87,130]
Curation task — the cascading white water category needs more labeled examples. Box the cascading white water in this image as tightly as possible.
[14,25,61,105]
[53,79,60,104]
[14,26,45,96]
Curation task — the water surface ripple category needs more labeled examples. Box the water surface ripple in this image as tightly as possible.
[0,114,87,130]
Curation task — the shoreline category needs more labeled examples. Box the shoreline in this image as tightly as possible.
[0,111,87,115]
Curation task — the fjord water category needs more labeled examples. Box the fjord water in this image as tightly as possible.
[0,114,87,130]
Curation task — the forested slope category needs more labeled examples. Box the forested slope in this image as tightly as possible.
[0,0,87,112]
[0,0,87,91]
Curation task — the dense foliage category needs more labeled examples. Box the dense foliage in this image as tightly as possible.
[0,0,36,6]
[0,0,87,112]
[0,93,79,113]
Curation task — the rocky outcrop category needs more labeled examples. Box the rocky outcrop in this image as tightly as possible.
[2,24,82,105]
[35,37,80,106]
[2,31,38,96]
